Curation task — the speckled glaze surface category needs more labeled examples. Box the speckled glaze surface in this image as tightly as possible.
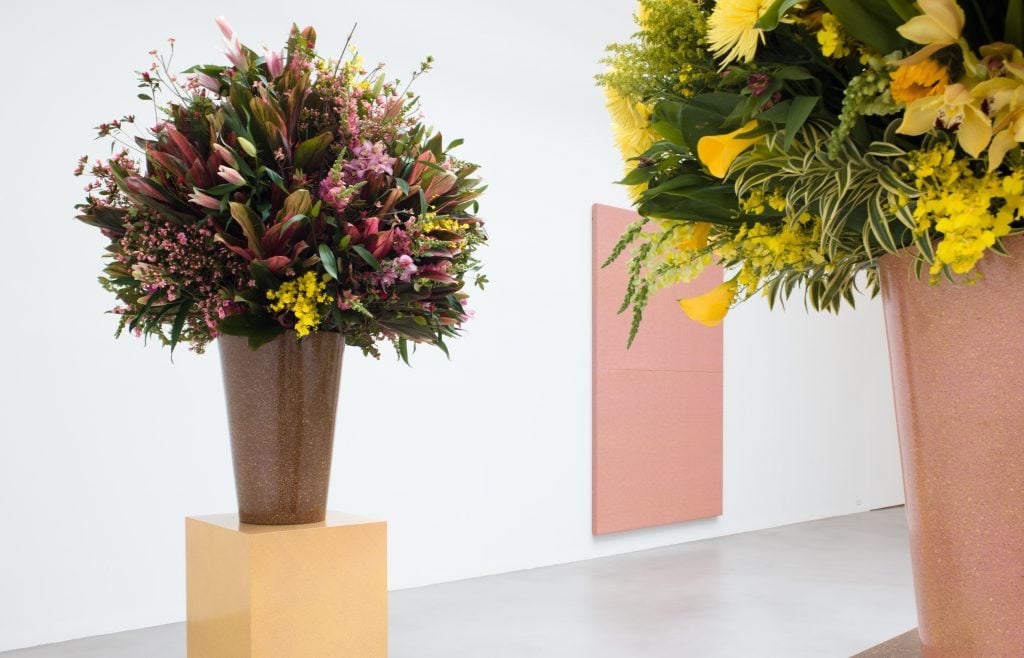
[879,237,1024,657]
[219,331,344,525]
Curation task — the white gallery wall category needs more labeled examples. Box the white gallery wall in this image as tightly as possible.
[0,0,903,651]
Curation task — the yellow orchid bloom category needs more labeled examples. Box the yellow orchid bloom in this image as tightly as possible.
[697,120,762,178]
[896,0,965,65]
[897,83,993,157]
[678,277,738,327]
[983,82,1024,171]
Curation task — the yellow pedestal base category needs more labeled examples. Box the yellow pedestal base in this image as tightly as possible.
[185,512,387,658]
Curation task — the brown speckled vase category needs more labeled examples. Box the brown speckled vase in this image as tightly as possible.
[879,237,1024,657]
[219,331,344,525]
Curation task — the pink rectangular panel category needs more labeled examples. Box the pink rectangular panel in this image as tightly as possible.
[592,204,724,535]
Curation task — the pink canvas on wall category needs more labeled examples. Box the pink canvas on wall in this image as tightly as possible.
[592,204,724,535]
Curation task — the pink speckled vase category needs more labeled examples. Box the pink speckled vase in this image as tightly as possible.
[879,237,1024,657]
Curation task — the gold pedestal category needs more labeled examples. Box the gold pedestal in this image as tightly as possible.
[185,512,386,658]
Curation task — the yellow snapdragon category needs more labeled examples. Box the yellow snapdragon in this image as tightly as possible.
[266,271,332,337]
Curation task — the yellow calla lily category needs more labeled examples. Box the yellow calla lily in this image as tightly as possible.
[678,277,738,327]
[677,222,712,251]
[697,120,762,179]
[895,0,965,66]
[897,83,992,157]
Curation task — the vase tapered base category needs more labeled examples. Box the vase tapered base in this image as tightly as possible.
[852,630,920,657]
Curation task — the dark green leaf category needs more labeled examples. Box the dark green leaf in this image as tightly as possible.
[783,96,819,151]
[169,301,192,354]
[249,261,281,290]
[217,313,286,350]
[319,243,340,280]
[1007,0,1024,48]
[293,132,334,171]
[351,245,382,272]
[821,0,909,53]
[757,0,803,29]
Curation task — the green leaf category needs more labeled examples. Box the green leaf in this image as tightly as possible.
[169,301,192,354]
[1007,0,1024,49]
[138,93,152,101]
[821,0,909,53]
[397,337,410,365]
[886,0,918,22]
[773,66,814,81]
[654,94,743,152]
[249,261,281,290]
[229,202,265,257]
[217,313,286,350]
[351,245,382,272]
[783,96,819,151]
[294,132,334,171]
[757,0,803,30]
[619,167,656,186]
[319,243,340,280]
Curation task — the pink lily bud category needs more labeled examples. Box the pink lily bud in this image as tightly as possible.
[223,36,246,70]
[189,189,221,210]
[263,47,284,78]
[215,16,235,40]
[217,165,245,185]
[212,143,237,167]
[195,72,220,92]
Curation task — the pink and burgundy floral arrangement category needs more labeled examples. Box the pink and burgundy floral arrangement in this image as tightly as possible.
[75,19,487,359]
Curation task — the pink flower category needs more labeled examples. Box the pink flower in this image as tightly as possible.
[195,72,220,92]
[342,141,396,183]
[217,165,245,185]
[263,47,284,78]
[215,16,235,40]
[188,189,221,209]
[212,143,237,167]
[395,254,418,282]
[223,36,246,70]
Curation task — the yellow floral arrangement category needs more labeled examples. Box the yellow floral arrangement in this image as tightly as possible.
[598,0,1024,341]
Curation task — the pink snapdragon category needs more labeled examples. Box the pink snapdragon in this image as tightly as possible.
[217,165,245,185]
[395,255,418,282]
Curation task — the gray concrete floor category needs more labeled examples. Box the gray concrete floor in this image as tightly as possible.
[1,508,917,658]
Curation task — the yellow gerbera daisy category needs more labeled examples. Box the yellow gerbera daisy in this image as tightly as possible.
[890,59,949,106]
[708,0,773,68]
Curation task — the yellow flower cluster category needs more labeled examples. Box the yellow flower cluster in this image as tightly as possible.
[816,12,850,59]
[419,215,464,233]
[266,271,331,337]
[718,216,826,291]
[605,87,660,200]
[739,187,787,215]
[906,145,1024,278]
